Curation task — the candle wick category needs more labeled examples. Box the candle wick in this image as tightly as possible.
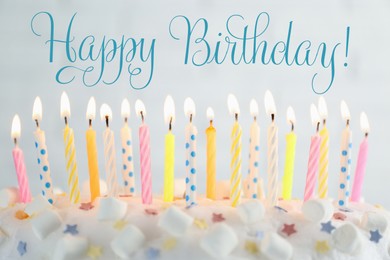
[346,119,350,127]
[89,119,92,127]
[105,116,109,128]
[210,119,213,126]
[271,113,275,122]
[35,119,39,128]
[254,116,256,121]
[169,117,172,131]
[124,117,128,124]
[323,119,326,126]
[365,132,368,137]
[316,122,320,132]
[291,123,294,132]
[235,113,238,121]
[140,111,144,123]
[14,138,17,145]
[64,117,68,126]
[190,114,193,123]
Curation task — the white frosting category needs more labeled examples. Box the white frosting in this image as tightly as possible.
[53,235,88,260]
[261,232,293,260]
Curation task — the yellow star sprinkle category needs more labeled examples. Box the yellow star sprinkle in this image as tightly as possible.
[162,237,177,250]
[245,240,260,255]
[315,240,330,254]
[194,218,208,230]
[87,245,103,259]
[113,219,128,230]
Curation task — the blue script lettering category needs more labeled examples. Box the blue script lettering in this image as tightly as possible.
[169,13,347,94]
[30,12,155,90]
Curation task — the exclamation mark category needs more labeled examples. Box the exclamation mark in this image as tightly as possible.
[344,26,350,67]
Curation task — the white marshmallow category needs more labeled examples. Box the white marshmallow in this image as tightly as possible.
[25,195,52,216]
[261,232,293,260]
[53,235,88,260]
[237,200,265,225]
[97,197,128,221]
[200,223,238,258]
[111,225,145,259]
[0,187,19,208]
[361,212,388,233]
[332,223,362,255]
[31,209,62,240]
[216,180,230,200]
[174,178,186,199]
[158,206,194,237]
[302,199,333,223]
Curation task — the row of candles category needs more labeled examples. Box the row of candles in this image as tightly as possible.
[10,90,369,208]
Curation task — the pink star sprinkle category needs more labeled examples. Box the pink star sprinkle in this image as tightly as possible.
[333,212,347,221]
[281,223,297,236]
[79,202,94,211]
[145,208,159,216]
[212,213,225,223]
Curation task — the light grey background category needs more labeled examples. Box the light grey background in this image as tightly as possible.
[0,0,389,207]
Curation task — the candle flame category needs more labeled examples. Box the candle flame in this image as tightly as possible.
[164,95,175,125]
[264,90,276,116]
[206,107,214,120]
[100,103,112,121]
[11,114,21,139]
[340,100,351,121]
[32,96,42,122]
[135,99,146,118]
[250,99,259,117]
[121,98,130,119]
[286,106,296,125]
[184,97,196,118]
[227,94,240,116]
[360,112,370,134]
[318,96,328,119]
[60,92,71,119]
[310,104,321,126]
[86,97,96,121]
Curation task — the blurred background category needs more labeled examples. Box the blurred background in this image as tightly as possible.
[0,0,389,207]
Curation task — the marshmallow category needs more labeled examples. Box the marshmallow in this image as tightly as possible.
[174,179,186,199]
[53,235,88,260]
[302,199,333,223]
[158,206,193,237]
[111,225,145,259]
[0,187,19,208]
[361,212,388,233]
[216,180,230,200]
[200,223,238,258]
[97,197,128,221]
[332,223,362,255]
[31,209,62,240]
[237,200,265,225]
[25,195,52,216]
[261,232,293,260]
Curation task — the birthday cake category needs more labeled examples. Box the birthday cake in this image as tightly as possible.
[0,189,389,260]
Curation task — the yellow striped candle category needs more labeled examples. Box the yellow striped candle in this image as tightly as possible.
[206,107,216,200]
[163,95,175,202]
[282,106,296,200]
[318,97,329,199]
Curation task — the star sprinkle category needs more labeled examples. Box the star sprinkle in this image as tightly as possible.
[162,237,177,250]
[281,224,297,236]
[145,247,160,260]
[274,206,288,213]
[15,210,29,220]
[244,240,259,255]
[333,212,346,221]
[145,208,159,216]
[369,230,383,243]
[212,213,225,223]
[79,202,94,211]
[315,240,330,254]
[87,245,103,259]
[17,241,27,256]
[320,221,335,234]
[194,218,208,230]
[339,207,352,213]
[113,219,128,230]
[63,224,79,236]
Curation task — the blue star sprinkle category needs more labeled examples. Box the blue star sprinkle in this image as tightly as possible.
[320,221,335,234]
[274,206,288,213]
[17,241,27,256]
[63,224,79,236]
[369,230,382,243]
[145,247,160,260]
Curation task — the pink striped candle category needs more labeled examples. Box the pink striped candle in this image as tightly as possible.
[136,100,152,204]
[351,112,369,202]
[304,105,321,201]
[11,115,31,203]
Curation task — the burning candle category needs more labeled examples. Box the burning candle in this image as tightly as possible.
[282,106,297,200]
[318,97,329,199]
[184,97,198,206]
[32,97,54,204]
[86,97,101,201]
[227,94,242,207]
[135,99,152,204]
[100,104,119,197]
[11,115,31,203]
[164,95,175,202]
[264,90,278,206]
[60,92,81,204]
[304,104,321,201]
[248,99,260,199]
[205,107,216,200]
[338,100,352,207]
[351,112,369,202]
[120,98,135,196]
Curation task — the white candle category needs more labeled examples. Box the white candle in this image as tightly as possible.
[248,99,260,199]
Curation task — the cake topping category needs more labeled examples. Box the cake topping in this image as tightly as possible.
[315,240,330,254]
[97,197,127,221]
[237,200,265,225]
[302,199,333,223]
[31,209,62,240]
[200,223,238,258]
[281,223,297,237]
[261,232,293,260]
[158,206,194,237]
[111,225,145,259]
[332,223,362,255]
[53,235,88,260]
[369,229,383,243]
[63,224,79,236]
[320,221,336,234]
[212,213,225,223]
[17,241,27,257]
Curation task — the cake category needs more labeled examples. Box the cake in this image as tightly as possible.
[0,185,389,260]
